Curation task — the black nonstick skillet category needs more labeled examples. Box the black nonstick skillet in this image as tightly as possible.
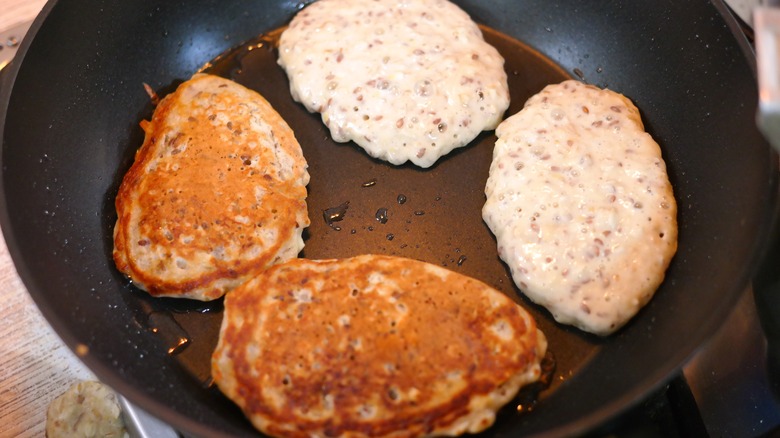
[0,0,777,436]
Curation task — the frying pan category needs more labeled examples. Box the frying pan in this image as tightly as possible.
[0,0,776,436]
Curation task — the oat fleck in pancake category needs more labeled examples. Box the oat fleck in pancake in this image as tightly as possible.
[113,74,310,301]
[483,80,678,335]
[212,254,547,437]
[277,0,510,168]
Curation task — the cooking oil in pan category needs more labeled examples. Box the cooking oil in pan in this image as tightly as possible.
[160,20,604,421]
[375,207,389,224]
[322,200,350,230]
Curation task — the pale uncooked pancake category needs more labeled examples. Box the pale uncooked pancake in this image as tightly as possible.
[277,0,510,168]
[482,80,677,336]
[212,254,546,437]
[113,74,310,301]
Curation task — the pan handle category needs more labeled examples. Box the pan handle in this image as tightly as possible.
[756,7,780,151]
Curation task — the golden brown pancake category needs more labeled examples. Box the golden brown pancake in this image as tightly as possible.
[113,74,310,301]
[212,254,546,437]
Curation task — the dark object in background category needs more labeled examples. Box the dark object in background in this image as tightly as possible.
[754,218,780,396]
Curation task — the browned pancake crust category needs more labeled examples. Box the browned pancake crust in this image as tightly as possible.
[212,255,545,437]
[113,74,309,300]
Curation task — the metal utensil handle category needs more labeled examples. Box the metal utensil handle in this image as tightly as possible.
[756,7,780,151]
[119,396,180,438]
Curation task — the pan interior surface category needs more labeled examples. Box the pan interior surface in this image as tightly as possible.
[0,0,776,437]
